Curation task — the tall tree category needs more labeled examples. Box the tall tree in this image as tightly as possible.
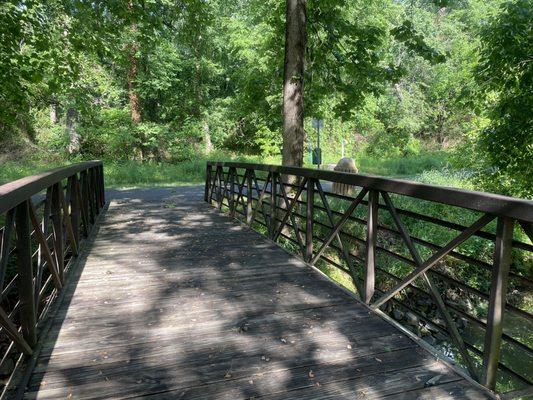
[127,0,142,124]
[282,0,307,167]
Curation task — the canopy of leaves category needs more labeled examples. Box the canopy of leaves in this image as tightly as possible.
[476,0,532,197]
[0,0,530,199]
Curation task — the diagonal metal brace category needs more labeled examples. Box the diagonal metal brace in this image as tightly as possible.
[381,191,479,380]
[371,213,495,309]
[315,180,364,296]
[275,175,306,257]
[310,188,369,268]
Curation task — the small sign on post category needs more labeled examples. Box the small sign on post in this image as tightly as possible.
[312,148,322,165]
[312,119,324,130]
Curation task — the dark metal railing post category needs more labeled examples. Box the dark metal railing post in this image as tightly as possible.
[51,183,65,283]
[217,166,222,210]
[246,169,253,225]
[270,173,278,239]
[77,173,89,238]
[80,170,93,225]
[364,190,378,303]
[68,175,80,251]
[91,168,98,215]
[229,167,236,218]
[482,216,514,390]
[83,169,91,223]
[15,200,37,348]
[89,168,96,220]
[99,165,106,207]
[306,179,314,262]
[92,167,100,216]
[205,164,212,202]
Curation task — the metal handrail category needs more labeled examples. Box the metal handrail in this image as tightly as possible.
[205,162,533,397]
[206,161,533,222]
[0,161,105,397]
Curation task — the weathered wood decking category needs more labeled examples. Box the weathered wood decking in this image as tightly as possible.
[24,187,491,399]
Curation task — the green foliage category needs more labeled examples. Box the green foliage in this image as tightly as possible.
[79,108,137,160]
[255,125,282,156]
[0,1,77,134]
[356,151,450,176]
[391,20,446,65]
[476,0,533,198]
[0,0,530,199]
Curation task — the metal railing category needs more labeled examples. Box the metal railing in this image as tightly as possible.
[0,161,105,395]
[205,161,533,398]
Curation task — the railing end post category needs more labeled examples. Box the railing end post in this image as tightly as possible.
[204,164,212,203]
[364,190,378,304]
[481,216,514,390]
[246,169,253,225]
[305,179,314,263]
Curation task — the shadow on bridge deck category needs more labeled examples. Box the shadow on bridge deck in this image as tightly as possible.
[23,187,492,399]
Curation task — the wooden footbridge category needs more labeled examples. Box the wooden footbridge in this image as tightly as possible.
[0,161,531,399]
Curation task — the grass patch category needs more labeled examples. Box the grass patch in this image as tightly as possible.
[355,151,450,177]
[0,152,283,188]
[0,150,458,189]
[0,159,70,185]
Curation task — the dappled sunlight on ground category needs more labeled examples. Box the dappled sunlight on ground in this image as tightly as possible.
[23,187,490,399]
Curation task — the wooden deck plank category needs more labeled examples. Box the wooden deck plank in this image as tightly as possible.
[24,187,491,399]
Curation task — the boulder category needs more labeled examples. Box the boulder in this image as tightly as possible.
[332,158,358,195]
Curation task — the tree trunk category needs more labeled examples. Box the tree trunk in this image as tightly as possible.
[126,1,144,160]
[128,44,141,124]
[50,102,59,124]
[66,108,79,154]
[204,121,213,155]
[127,0,141,125]
[127,44,145,160]
[282,0,306,167]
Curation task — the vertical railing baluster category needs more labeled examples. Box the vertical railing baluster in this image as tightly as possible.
[87,170,94,224]
[212,166,218,208]
[229,167,235,218]
[270,172,278,239]
[82,169,89,222]
[68,175,80,253]
[15,200,37,347]
[482,216,514,390]
[89,168,96,215]
[80,170,91,225]
[306,179,314,263]
[217,166,222,210]
[205,165,212,203]
[91,167,99,216]
[93,168,100,215]
[51,183,65,283]
[364,190,378,304]
[77,173,89,238]
[99,165,105,208]
[246,169,253,225]
[89,168,96,222]
[36,187,52,302]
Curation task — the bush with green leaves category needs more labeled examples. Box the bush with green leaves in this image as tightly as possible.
[476,0,533,198]
[79,108,137,160]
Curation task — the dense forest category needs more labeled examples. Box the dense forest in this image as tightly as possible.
[0,0,532,197]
